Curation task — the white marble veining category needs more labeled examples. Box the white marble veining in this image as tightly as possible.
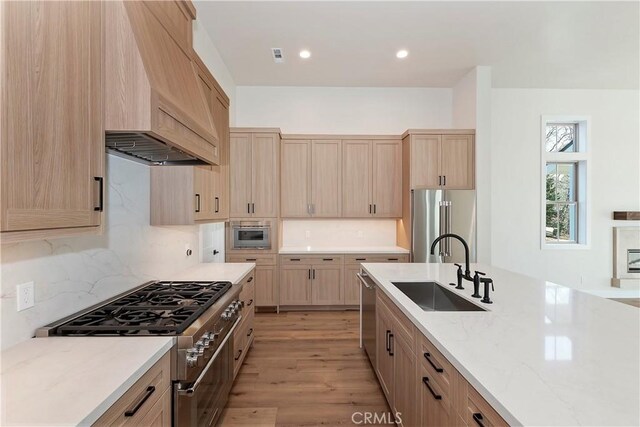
[0,156,210,350]
[0,336,174,426]
[281,219,398,247]
[361,262,640,426]
[279,246,409,254]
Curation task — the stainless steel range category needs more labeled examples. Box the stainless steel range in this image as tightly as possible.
[36,280,243,426]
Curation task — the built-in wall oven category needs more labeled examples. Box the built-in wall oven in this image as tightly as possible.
[229,220,272,250]
[358,271,377,368]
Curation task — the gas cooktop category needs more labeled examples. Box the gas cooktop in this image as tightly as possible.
[54,281,232,336]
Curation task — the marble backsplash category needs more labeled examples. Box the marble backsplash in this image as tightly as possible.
[0,155,222,350]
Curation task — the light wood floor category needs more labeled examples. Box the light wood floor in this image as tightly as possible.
[610,298,640,308]
[219,311,390,427]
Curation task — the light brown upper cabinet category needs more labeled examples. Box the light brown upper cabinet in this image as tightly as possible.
[404,131,475,190]
[280,139,342,217]
[1,1,104,243]
[343,140,402,217]
[104,1,220,165]
[149,52,230,225]
[230,130,279,218]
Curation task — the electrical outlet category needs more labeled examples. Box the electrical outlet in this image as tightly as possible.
[16,282,35,312]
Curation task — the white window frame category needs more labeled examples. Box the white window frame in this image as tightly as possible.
[540,115,591,250]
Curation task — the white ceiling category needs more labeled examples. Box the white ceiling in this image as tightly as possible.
[195,1,639,89]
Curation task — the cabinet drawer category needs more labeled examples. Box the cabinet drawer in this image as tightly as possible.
[462,383,509,427]
[93,351,171,426]
[417,332,455,396]
[377,290,415,349]
[344,254,409,264]
[280,255,343,265]
[228,254,277,266]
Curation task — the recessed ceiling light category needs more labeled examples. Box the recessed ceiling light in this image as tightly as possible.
[396,49,408,59]
[299,50,311,59]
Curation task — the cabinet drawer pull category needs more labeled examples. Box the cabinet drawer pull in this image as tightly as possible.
[389,333,394,356]
[422,377,442,400]
[246,258,257,261]
[94,177,104,212]
[355,258,366,261]
[247,299,254,307]
[247,328,253,337]
[124,385,156,417]
[472,413,485,427]
[247,276,253,283]
[385,330,391,353]
[234,349,242,361]
[322,258,334,261]
[290,258,301,261]
[423,352,444,373]
[387,258,399,261]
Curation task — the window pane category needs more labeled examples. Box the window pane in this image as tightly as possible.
[556,163,576,202]
[546,203,558,241]
[546,124,576,152]
[557,204,577,242]
[546,163,557,202]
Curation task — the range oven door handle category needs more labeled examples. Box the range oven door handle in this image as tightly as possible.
[356,273,375,290]
[177,315,242,396]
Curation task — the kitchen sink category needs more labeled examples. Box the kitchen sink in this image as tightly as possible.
[391,281,486,312]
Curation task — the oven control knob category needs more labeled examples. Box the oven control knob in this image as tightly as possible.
[195,343,205,356]
[186,351,199,367]
[234,301,243,311]
[222,310,232,320]
[203,331,218,341]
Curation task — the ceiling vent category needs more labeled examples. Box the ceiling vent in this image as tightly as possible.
[272,48,284,63]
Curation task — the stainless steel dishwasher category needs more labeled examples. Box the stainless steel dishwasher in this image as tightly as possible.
[358,271,377,367]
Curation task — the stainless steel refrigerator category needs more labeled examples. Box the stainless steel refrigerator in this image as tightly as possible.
[411,189,477,263]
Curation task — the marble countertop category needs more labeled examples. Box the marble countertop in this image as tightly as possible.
[361,262,640,426]
[172,262,255,283]
[279,246,410,254]
[0,336,174,426]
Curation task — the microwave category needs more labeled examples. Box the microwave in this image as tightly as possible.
[230,221,272,250]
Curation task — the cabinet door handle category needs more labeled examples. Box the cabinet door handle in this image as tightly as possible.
[215,197,219,213]
[369,204,372,214]
[247,203,251,214]
[195,194,201,213]
[312,269,316,279]
[388,333,394,356]
[251,203,255,213]
[247,299,254,307]
[308,269,311,279]
[424,352,444,373]
[373,204,377,214]
[124,385,156,417]
[94,177,104,212]
[422,377,442,400]
[443,175,446,186]
[385,330,391,352]
[247,328,253,337]
[438,175,442,186]
[472,413,485,427]
[234,349,243,361]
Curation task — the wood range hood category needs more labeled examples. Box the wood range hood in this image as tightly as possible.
[104,1,219,166]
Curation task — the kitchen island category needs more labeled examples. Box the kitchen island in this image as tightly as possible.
[361,262,640,426]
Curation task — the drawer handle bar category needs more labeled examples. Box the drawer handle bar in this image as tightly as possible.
[389,333,394,356]
[424,352,444,373]
[246,258,257,261]
[124,385,156,417]
[472,413,485,427]
[247,276,253,283]
[247,299,254,307]
[356,258,366,261]
[422,377,442,400]
[234,349,242,361]
[290,258,301,261]
[385,330,391,352]
[247,328,253,337]
[322,258,334,261]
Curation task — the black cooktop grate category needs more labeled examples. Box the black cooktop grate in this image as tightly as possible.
[56,281,232,336]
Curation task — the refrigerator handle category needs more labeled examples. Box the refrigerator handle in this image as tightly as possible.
[438,203,447,257]
[445,202,452,257]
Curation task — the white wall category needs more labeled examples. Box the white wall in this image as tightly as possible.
[491,88,640,291]
[235,86,452,133]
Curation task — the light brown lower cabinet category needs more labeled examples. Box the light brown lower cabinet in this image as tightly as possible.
[233,270,256,378]
[94,351,171,426]
[227,253,278,307]
[374,288,509,427]
[279,256,344,306]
